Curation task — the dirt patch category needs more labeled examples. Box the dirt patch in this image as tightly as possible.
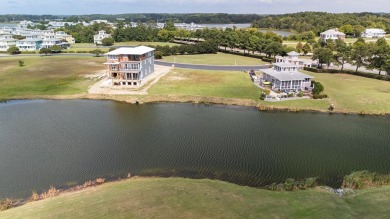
[88,65,172,95]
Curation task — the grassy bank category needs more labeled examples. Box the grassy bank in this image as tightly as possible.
[1,177,390,218]
[162,52,266,65]
[0,56,105,99]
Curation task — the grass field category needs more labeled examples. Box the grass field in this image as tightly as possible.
[1,177,390,218]
[0,56,105,99]
[148,68,261,100]
[162,52,266,65]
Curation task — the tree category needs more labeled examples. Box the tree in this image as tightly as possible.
[350,38,369,72]
[296,42,303,54]
[264,41,283,58]
[91,49,103,57]
[302,43,312,55]
[334,39,351,71]
[102,37,114,46]
[39,48,51,56]
[164,20,176,31]
[7,46,21,55]
[49,45,62,53]
[312,47,333,68]
[367,38,390,75]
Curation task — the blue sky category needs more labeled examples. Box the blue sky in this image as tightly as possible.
[1,0,390,15]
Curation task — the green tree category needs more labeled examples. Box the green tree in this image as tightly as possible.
[164,20,176,31]
[91,49,103,57]
[367,38,390,75]
[334,39,351,71]
[302,43,312,55]
[312,47,333,68]
[102,38,114,46]
[7,46,21,55]
[49,45,62,53]
[350,38,369,72]
[39,48,51,56]
[296,42,303,54]
[264,41,283,57]
[312,81,324,95]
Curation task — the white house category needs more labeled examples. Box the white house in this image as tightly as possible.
[0,38,17,51]
[260,62,314,92]
[16,39,43,51]
[320,29,346,41]
[41,38,66,49]
[361,28,386,38]
[94,30,112,45]
[275,51,317,69]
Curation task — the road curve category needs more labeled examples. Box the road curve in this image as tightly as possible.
[155,60,271,71]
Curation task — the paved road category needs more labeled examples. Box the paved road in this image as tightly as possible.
[155,60,271,71]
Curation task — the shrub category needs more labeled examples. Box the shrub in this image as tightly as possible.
[313,94,328,99]
[260,92,267,100]
[342,171,390,189]
[154,51,163,59]
[102,37,114,46]
[0,198,13,211]
[264,89,271,95]
[297,91,304,97]
[288,93,294,97]
[7,46,21,55]
[18,60,24,67]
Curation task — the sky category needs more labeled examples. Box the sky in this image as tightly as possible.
[1,0,390,15]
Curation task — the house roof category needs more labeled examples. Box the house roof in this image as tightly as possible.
[364,28,386,33]
[287,51,300,56]
[274,62,299,68]
[321,29,346,36]
[105,46,155,55]
[261,68,314,81]
[18,38,43,42]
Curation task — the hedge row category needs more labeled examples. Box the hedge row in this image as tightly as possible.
[218,49,274,63]
[304,67,390,81]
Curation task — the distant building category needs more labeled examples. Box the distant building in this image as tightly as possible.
[260,62,314,92]
[41,38,69,49]
[275,51,317,69]
[104,46,155,87]
[0,38,18,51]
[55,31,75,44]
[16,38,43,51]
[94,30,111,45]
[320,28,346,41]
[361,28,386,38]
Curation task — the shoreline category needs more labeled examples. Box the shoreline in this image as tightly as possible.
[2,94,390,116]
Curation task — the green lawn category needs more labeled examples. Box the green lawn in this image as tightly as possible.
[0,56,105,99]
[148,68,261,101]
[1,178,390,218]
[162,52,266,66]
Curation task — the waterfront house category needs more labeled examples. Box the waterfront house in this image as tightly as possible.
[361,28,386,38]
[275,51,316,68]
[260,62,314,92]
[104,46,155,87]
[16,38,43,51]
[320,29,346,41]
[94,30,111,45]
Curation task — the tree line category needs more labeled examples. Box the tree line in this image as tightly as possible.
[251,12,390,34]
[0,13,263,24]
[312,38,390,75]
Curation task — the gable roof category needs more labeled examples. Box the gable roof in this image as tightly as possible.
[321,29,346,36]
[105,46,155,55]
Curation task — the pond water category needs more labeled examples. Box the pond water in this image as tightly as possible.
[1,100,390,198]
